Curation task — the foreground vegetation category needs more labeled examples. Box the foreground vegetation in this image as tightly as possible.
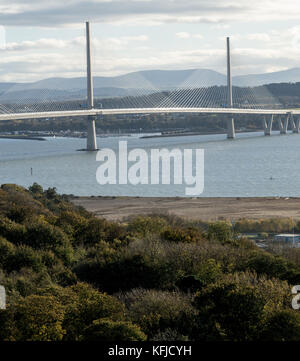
[0,183,300,341]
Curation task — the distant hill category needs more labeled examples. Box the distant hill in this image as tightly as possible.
[1,68,300,103]
[234,68,300,87]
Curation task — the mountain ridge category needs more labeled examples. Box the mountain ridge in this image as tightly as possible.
[1,68,300,103]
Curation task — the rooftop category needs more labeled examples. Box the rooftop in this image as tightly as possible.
[275,234,300,237]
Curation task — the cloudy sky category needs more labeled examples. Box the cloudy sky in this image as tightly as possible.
[1,0,300,82]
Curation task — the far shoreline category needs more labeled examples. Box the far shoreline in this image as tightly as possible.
[0,135,46,141]
[0,128,263,142]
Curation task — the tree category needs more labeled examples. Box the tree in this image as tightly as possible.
[208,221,235,245]
[29,183,43,195]
[44,187,58,200]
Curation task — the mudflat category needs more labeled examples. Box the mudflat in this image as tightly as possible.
[70,196,300,222]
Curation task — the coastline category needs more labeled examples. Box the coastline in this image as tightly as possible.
[0,128,261,141]
[0,135,46,141]
[70,196,300,222]
[141,129,257,139]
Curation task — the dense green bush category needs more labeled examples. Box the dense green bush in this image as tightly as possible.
[127,216,169,237]
[242,251,300,284]
[208,221,236,245]
[162,226,206,243]
[1,295,66,341]
[259,310,300,341]
[74,254,167,293]
[82,319,147,341]
[0,183,299,342]
[192,272,291,341]
[121,289,197,340]
[61,283,126,340]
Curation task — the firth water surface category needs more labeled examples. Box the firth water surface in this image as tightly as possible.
[0,131,299,197]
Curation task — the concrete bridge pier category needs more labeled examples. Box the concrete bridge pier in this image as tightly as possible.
[278,114,289,134]
[293,117,300,133]
[227,117,235,139]
[278,116,283,133]
[263,114,273,136]
[87,115,98,151]
[282,113,290,134]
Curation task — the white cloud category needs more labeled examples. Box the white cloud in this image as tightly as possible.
[176,32,203,39]
[176,32,190,39]
[0,1,300,81]
[0,0,299,27]
[2,39,300,83]
[247,33,271,42]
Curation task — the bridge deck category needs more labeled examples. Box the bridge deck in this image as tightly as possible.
[0,107,299,121]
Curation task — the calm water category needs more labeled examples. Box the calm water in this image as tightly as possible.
[0,131,299,197]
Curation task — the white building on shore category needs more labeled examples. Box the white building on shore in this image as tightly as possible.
[274,234,300,245]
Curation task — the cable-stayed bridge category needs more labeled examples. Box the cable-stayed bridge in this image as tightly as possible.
[0,23,299,150]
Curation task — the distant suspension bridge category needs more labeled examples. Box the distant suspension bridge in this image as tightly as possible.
[0,23,299,150]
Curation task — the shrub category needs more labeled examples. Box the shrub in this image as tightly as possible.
[6,295,65,341]
[5,245,43,273]
[75,217,126,245]
[0,216,26,244]
[193,282,266,341]
[176,259,223,292]
[74,254,166,293]
[6,206,35,223]
[127,216,169,237]
[62,283,125,340]
[121,289,197,340]
[0,237,15,268]
[259,310,300,341]
[82,319,146,341]
[23,220,70,250]
[242,251,300,284]
[162,226,206,243]
[208,221,235,245]
[192,272,291,341]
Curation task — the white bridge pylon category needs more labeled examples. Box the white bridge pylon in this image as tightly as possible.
[0,23,299,149]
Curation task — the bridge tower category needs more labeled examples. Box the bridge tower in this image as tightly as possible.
[86,21,98,151]
[226,37,235,139]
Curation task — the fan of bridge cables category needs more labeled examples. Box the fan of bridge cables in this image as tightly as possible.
[0,80,91,115]
[95,70,281,110]
[0,70,281,116]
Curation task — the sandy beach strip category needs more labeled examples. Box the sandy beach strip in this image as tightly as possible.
[70,196,300,222]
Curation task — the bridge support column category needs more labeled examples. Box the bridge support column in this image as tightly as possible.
[227,118,235,139]
[85,21,98,151]
[278,116,283,134]
[278,114,289,134]
[226,38,235,139]
[263,115,273,136]
[281,113,290,134]
[293,116,300,133]
[87,115,98,151]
